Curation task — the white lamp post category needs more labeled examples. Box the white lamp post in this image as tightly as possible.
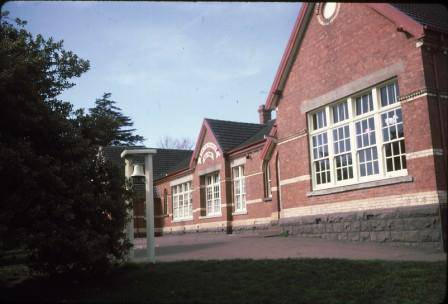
[121,148,157,263]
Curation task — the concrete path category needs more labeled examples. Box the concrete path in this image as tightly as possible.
[133,233,446,262]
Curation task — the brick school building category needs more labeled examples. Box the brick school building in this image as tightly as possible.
[104,3,448,249]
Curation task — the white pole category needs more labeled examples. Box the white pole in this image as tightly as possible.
[124,159,135,260]
[145,154,156,263]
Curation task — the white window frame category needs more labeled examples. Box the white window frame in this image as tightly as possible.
[263,160,272,199]
[232,165,246,212]
[308,80,407,190]
[205,172,221,216]
[172,181,193,221]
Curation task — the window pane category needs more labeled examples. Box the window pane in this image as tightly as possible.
[315,159,331,185]
[380,82,399,107]
[332,101,348,123]
[381,107,406,172]
[380,86,388,107]
[358,147,379,177]
[313,109,327,130]
[355,92,373,115]
[335,153,353,181]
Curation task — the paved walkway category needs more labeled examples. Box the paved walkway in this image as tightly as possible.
[133,233,446,262]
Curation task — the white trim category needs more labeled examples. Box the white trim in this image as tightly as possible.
[158,221,228,233]
[230,156,246,167]
[121,149,157,158]
[245,171,263,178]
[232,210,248,216]
[156,217,272,233]
[281,191,447,219]
[198,213,223,220]
[401,92,429,104]
[232,217,272,227]
[169,174,193,187]
[205,172,221,216]
[271,187,278,192]
[171,181,193,221]
[232,165,247,212]
[277,133,307,146]
[279,175,311,186]
[301,62,405,113]
[172,217,193,223]
[308,80,409,191]
[406,148,444,160]
[198,164,221,176]
[246,198,263,205]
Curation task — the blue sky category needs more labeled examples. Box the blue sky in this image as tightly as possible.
[4,1,301,147]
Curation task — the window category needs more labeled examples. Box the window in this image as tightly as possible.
[205,173,221,216]
[263,161,272,198]
[312,109,327,130]
[232,165,246,212]
[308,81,406,189]
[163,189,168,215]
[172,182,193,220]
[322,3,337,20]
[381,108,406,172]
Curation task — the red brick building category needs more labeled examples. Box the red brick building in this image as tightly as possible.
[105,3,448,249]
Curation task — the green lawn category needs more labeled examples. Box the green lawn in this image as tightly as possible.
[0,258,446,303]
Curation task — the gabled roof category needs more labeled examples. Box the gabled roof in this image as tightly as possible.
[101,145,146,167]
[101,146,192,181]
[265,3,447,110]
[153,149,193,180]
[205,118,268,152]
[231,119,276,152]
[392,3,448,33]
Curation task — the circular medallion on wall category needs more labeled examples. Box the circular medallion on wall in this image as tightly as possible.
[316,2,340,25]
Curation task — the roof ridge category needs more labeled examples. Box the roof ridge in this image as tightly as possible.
[152,148,193,152]
[205,117,263,126]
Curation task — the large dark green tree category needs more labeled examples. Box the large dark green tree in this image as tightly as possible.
[76,92,144,146]
[0,12,140,275]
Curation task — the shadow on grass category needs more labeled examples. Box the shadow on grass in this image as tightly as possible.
[1,258,446,303]
[154,241,227,256]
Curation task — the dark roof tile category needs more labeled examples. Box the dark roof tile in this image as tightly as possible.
[205,118,269,152]
[392,4,448,32]
[232,119,276,151]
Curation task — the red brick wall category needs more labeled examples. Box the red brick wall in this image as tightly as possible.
[272,3,443,211]
[150,3,447,234]
[152,133,273,231]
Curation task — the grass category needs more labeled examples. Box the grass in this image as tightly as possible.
[0,258,446,303]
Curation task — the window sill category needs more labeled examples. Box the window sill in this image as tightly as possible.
[172,217,193,223]
[199,214,222,220]
[307,175,413,197]
[263,197,272,202]
[232,210,248,216]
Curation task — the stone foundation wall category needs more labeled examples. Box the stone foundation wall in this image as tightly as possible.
[279,204,444,248]
[158,223,271,235]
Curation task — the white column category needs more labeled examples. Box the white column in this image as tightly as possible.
[125,159,135,260]
[145,154,155,263]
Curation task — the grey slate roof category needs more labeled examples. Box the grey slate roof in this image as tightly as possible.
[101,119,275,180]
[392,4,448,32]
[100,146,146,168]
[100,146,193,181]
[153,149,193,180]
[205,118,275,152]
[233,119,276,151]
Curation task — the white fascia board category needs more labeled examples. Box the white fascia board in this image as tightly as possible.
[170,174,194,187]
[121,149,157,158]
